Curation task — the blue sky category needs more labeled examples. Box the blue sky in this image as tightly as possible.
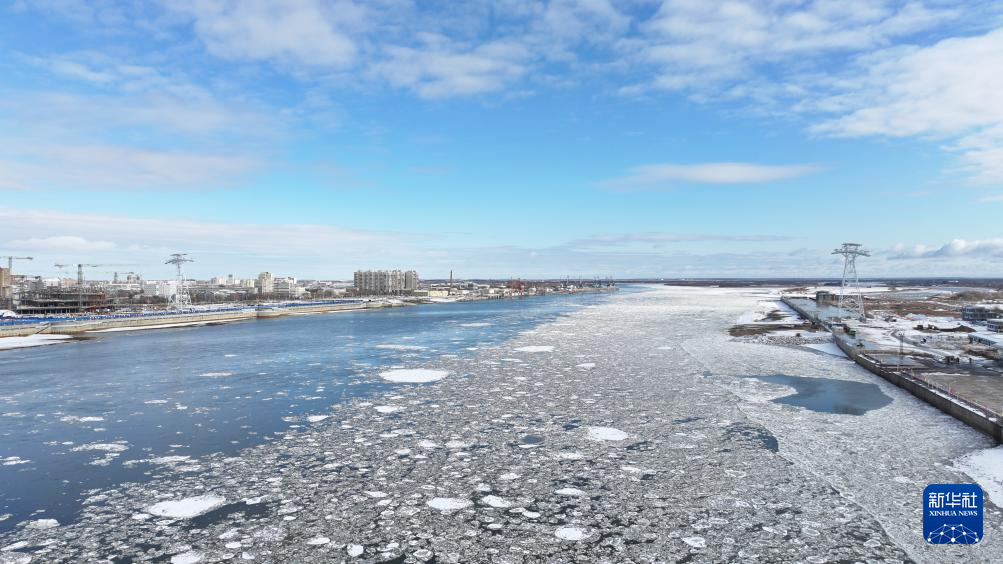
[2,0,1003,280]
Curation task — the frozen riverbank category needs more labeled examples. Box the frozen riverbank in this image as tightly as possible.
[2,286,1000,562]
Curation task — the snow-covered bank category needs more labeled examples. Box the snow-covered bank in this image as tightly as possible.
[87,321,226,333]
[0,334,72,351]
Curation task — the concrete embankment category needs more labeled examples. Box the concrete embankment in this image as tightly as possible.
[0,301,397,337]
[782,296,1003,442]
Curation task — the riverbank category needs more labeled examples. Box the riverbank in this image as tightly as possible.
[2,285,999,562]
[0,289,618,345]
[782,296,1003,442]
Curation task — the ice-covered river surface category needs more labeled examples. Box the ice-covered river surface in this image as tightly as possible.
[2,285,1001,563]
[0,293,609,534]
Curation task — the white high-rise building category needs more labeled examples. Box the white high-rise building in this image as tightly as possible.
[354,270,419,295]
[257,272,274,295]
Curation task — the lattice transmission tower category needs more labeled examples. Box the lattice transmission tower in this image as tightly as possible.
[832,243,869,321]
[165,253,194,310]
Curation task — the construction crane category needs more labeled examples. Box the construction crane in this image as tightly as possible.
[54,263,135,313]
[1,256,33,308]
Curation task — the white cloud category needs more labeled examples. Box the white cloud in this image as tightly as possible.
[0,144,260,191]
[169,0,363,68]
[599,162,819,190]
[888,239,1003,259]
[628,0,956,94]
[377,37,531,98]
[0,207,413,261]
[573,233,794,246]
[5,236,117,253]
[811,27,1003,183]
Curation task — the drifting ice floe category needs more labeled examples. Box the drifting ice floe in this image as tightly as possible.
[514,346,554,353]
[480,495,512,508]
[555,526,589,541]
[146,495,227,519]
[379,369,449,383]
[585,426,628,441]
[374,405,403,414]
[71,443,127,453]
[683,536,707,548]
[426,497,472,511]
[170,551,203,564]
[24,519,59,530]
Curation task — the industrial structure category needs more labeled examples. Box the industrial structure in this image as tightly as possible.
[165,253,194,310]
[832,243,870,321]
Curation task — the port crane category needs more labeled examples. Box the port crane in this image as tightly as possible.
[1,256,33,308]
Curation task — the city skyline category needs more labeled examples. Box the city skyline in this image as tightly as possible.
[2,1,1003,278]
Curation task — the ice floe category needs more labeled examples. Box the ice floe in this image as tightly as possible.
[379,369,449,383]
[683,536,707,548]
[374,405,403,414]
[584,426,628,441]
[480,495,512,508]
[426,497,472,511]
[555,526,589,541]
[170,552,203,564]
[23,519,59,530]
[514,346,554,353]
[146,495,227,519]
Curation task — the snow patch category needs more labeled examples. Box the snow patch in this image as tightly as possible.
[0,334,72,351]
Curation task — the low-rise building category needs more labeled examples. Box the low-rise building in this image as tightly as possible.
[962,305,1003,322]
[987,319,1003,333]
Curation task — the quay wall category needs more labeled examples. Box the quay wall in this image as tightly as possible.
[782,296,1002,442]
[1,301,396,336]
[49,309,258,334]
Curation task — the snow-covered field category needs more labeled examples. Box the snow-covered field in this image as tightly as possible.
[2,285,1000,563]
